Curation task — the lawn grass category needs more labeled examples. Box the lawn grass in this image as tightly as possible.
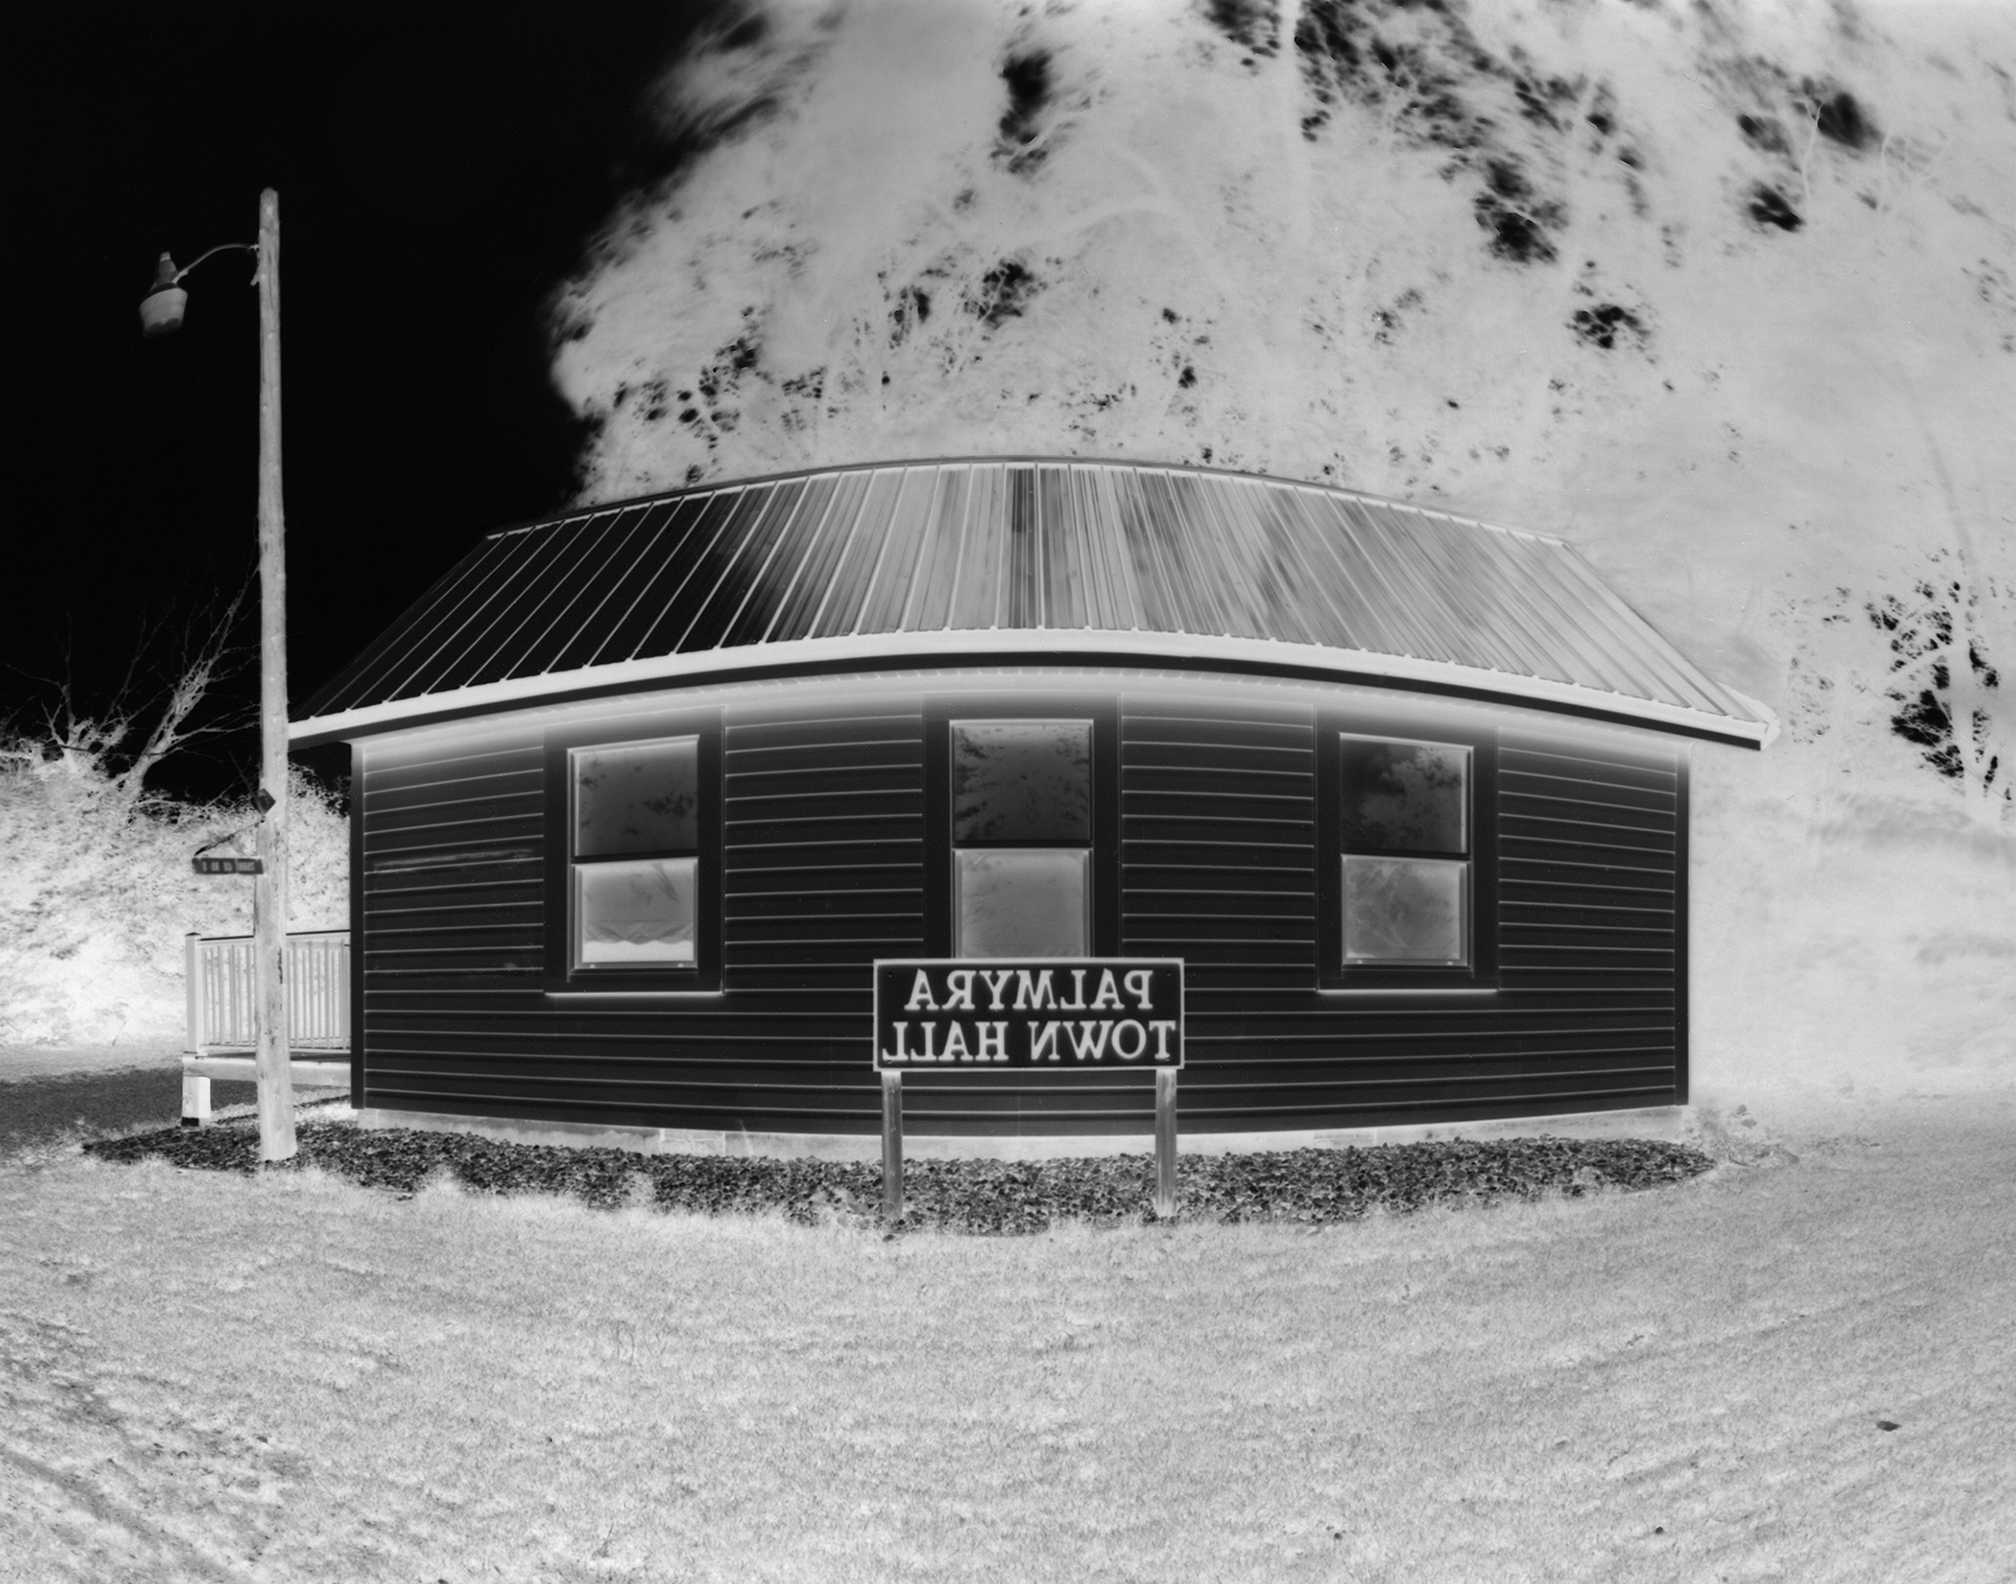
[3,1094,2013,1582]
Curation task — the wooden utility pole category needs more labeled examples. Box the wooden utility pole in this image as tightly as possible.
[253,188,296,1162]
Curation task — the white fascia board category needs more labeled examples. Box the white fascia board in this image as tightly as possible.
[291,628,1776,747]
[1720,686,1782,749]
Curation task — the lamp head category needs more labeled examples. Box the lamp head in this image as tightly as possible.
[139,253,187,338]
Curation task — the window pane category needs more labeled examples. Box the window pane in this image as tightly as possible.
[1342,856,1467,965]
[955,849,1088,957]
[952,721,1092,843]
[575,738,699,857]
[577,858,697,966]
[1340,739,1467,855]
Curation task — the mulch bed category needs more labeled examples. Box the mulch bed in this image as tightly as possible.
[83,1117,1714,1235]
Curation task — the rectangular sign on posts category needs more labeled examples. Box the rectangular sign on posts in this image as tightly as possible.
[872,958,1186,1224]
[872,958,1184,1071]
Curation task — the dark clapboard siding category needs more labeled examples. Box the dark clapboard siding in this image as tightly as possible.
[1488,730,1684,1116]
[718,709,927,1128]
[358,733,548,1118]
[1119,704,1322,1129]
[1121,704,1318,989]
[363,709,933,1131]
[356,695,1687,1139]
[1160,720,1685,1134]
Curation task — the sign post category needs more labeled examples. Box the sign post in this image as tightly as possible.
[873,957,1185,1221]
[1154,1068,1178,1218]
[882,1070,904,1224]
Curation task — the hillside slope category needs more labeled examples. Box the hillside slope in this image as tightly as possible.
[0,763,347,1047]
[544,0,2016,1107]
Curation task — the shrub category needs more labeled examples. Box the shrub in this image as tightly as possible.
[0,752,346,1045]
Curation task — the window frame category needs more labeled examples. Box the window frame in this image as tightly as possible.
[924,697,1120,959]
[543,713,722,993]
[1316,717,1498,991]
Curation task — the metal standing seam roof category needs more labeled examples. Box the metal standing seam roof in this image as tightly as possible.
[293,457,1778,748]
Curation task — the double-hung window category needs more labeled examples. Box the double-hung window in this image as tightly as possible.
[1340,736,1470,965]
[949,719,1094,957]
[572,738,700,968]
[1320,727,1496,987]
[547,721,720,989]
[926,705,1117,960]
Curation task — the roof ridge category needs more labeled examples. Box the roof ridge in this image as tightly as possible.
[483,457,1572,550]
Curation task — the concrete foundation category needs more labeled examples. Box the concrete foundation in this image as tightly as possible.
[354,1104,1688,1162]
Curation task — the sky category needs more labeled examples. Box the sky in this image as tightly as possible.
[8,1,725,800]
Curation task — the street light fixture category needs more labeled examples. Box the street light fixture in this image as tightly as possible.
[139,243,255,336]
[143,189,296,1164]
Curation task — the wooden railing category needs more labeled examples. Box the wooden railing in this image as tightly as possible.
[183,929,350,1054]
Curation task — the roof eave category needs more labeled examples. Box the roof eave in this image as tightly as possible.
[290,629,1777,751]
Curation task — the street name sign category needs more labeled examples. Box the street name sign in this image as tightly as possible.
[192,855,263,875]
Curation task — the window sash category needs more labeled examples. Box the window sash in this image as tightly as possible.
[953,847,1090,958]
[1340,854,1469,967]
[572,736,700,858]
[951,719,1094,844]
[574,857,698,968]
[1338,735,1470,858]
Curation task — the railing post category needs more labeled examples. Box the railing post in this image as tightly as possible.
[227,940,242,1048]
[182,1068,212,1128]
[335,933,351,1047]
[182,930,210,1128]
[184,932,203,1054]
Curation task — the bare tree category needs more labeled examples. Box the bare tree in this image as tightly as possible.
[1780,586,1880,865]
[1866,548,2011,826]
[5,581,256,808]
